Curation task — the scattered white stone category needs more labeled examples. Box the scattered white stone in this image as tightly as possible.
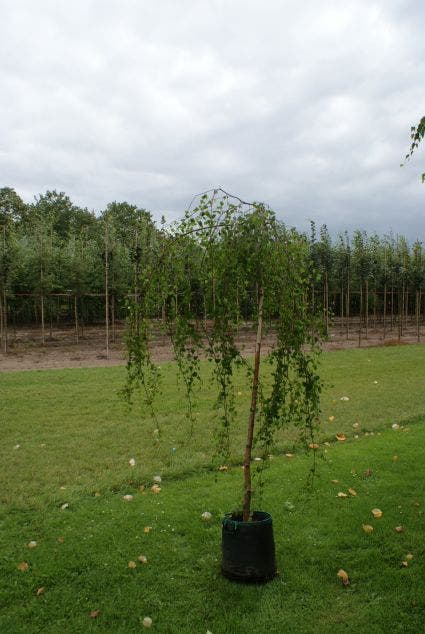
[143,616,152,628]
[14,444,20,449]
[340,396,350,401]
[60,503,69,510]
[392,423,400,430]
[122,494,134,502]
[128,458,136,467]
[153,475,162,484]
[201,511,212,521]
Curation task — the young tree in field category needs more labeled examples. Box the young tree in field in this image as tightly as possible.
[334,232,351,337]
[22,209,59,343]
[61,230,101,342]
[123,190,323,522]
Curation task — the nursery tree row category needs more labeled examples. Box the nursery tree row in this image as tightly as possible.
[1,186,425,350]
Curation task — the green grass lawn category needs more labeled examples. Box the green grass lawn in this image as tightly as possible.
[1,345,425,632]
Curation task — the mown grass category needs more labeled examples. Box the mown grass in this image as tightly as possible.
[1,345,425,632]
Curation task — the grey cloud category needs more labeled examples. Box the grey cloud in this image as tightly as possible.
[1,0,424,239]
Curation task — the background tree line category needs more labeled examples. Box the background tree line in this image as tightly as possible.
[1,186,425,352]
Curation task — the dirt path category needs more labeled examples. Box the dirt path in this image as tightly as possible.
[0,323,423,372]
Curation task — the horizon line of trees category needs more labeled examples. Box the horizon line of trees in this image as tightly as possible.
[1,186,425,351]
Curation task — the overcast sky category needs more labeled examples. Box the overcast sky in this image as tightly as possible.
[1,0,424,238]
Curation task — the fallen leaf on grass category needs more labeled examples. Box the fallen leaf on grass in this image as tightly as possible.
[392,423,400,430]
[128,561,137,569]
[363,468,373,477]
[90,610,100,618]
[57,536,65,544]
[401,561,409,568]
[151,484,161,494]
[60,503,69,510]
[337,492,348,498]
[94,491,101,497]
[218,465,228,471]
[308,443,319,449]
[352,422,360,429]
[362,524,374,534]
[27,541,37,549]
[406,553,413,561]
[122,494,133,502]
[144,526,152,534]
[392,455,399,462]
[143,616,153,628]
[201,511,212,521]
[336,434,346,442]
[285,453,294,458]
[371,508,383,519]
[331,479,339,484]
[329,416,335,422]
[337,569,350,586]
[128,458,136,467]
[138,555,148,564]
[340,396,350,401]
[348,488,357,496]
[17,562,29,572]
[36,587,45,596]
[395,526,405,533]
[153,475,162,484]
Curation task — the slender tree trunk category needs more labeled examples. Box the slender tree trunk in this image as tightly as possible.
[358,285,363,347]
[373,288,377,330]
[365,279,369,340]
[111,294,116,343]
[416,290,420,342]
[346,278,350,340]
[391,286,394,330]
[41,293,45,345]
[383,285,387,340]
[105,229,109,359]
[1,287,7,353]
[74,295,79,344]
[243,287,264,522]
[49,298,53,339]
[398,290,402,343]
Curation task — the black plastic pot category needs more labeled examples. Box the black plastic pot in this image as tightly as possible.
[221,511,277,582]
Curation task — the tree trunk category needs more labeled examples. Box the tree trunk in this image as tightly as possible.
[111,294,116,344]
[105,226,110,359]
[242,287,264,522]
[383,285,387,340]
[365,279,369,340]
[1,287,7,353]
[346,278,350,340]
[74,295,79,344]
[358,285,363,347]
[416,290,420,342]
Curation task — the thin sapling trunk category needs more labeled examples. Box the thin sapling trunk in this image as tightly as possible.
[242,286,264,522]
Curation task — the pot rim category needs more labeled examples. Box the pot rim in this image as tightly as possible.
[223,510,272,527]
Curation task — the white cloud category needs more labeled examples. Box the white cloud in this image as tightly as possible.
[1,0,424,237]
